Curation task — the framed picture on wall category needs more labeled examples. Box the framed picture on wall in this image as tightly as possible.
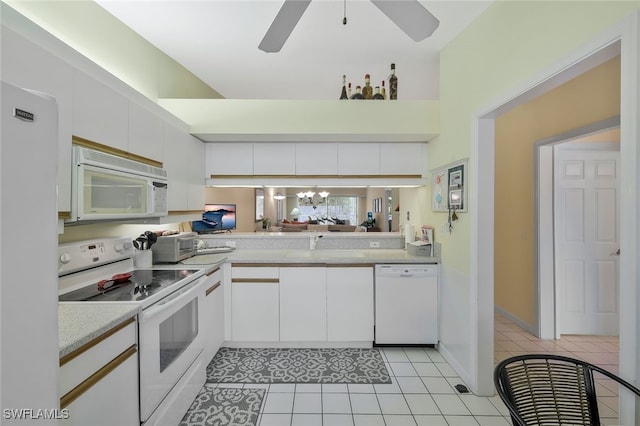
[431,159,468,212]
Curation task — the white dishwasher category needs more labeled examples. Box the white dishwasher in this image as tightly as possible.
[374,264,439,345]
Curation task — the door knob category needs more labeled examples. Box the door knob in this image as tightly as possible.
[611,249,621,256]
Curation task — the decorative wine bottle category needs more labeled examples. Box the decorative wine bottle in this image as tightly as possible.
[362,74,373,99]
[372,86,384,100]
[340,75,348,100]
[347,82,352,99]
[389,63,398,100]
[350,85,365,100]
[381,80,387,99]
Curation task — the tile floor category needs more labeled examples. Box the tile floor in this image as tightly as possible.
[206,313,622,425]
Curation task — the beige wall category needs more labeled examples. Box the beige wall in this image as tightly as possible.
[494,57,621,325]
[205,187,258,232]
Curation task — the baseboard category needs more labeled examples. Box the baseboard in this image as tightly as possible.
[437,342,475,394]
[494,305,537,336]
[222,341,373,349]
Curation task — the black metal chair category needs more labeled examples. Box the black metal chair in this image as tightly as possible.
[494,354,640,426]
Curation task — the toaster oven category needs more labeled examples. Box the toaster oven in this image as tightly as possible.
[151,232,196,263]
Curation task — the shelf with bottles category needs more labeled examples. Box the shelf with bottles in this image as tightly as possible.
[340,64,398,101]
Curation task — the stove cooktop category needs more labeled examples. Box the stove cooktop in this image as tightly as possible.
[59,269,199,303]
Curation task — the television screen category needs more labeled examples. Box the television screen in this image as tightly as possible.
[192,204,236,232]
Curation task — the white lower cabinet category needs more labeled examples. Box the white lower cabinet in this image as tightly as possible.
[279,267,327,341]
[231,266,279,341]
[60,317,139,426]
[202,266,224,362]
[229,264,375,344]
[326,266,374,342]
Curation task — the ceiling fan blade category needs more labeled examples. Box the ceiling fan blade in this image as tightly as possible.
[259,0,312,53]
[370,0,440,42]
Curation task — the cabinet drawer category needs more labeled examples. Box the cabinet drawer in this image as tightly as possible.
[232,266,279,280]
[60,318,136,397]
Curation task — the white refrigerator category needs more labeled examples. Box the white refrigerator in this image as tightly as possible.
[1,81,59,423]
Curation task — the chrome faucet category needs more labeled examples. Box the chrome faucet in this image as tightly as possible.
[310,234,323,250]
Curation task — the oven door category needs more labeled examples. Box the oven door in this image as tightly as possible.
[138,276,206,422]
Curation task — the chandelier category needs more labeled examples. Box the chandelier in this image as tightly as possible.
[296,190,330,209]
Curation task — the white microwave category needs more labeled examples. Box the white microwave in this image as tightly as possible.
[70,146,168,222]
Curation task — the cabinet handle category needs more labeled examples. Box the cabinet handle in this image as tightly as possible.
[60,317,135,367]
[207,267,221,276]
[206,281,221,296]
[232,278,279,284]
[60,344,137,409]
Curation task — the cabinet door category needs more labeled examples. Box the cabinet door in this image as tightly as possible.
[326,266,374,341]
[295,143,338,175]
[72,71,128,151]
[203,267,224,362]
[187,135,205,210]
[380,143,425,176]
[128,101,164,162]
[1,27,74,213]
[206,143,253,176]
[163,123,190,211]
[253,143,296,175]
[62,354,139,426]
[338,143,381,175]
[279,267,327,341]
[231,282,279,341]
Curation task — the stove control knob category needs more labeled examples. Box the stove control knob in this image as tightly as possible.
[114,242,124,253]
[59,252,71,264]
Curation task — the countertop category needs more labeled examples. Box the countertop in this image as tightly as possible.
[59,249,435,356]
[59,303,139,359]
[181,249,439,266]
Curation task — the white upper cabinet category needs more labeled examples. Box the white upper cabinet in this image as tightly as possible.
[206,143,254,176]
[186,135,205,210]
[1,27,74,213]
[295,143,338,175]
[338,143,381,175]
[163,123,190,211]
[72,71,129,151]
[128,101,164,162]
[164,125,205,212]
[253,143,296,175]
[380,143,425,176]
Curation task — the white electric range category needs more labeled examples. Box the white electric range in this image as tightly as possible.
[58,236,208,425]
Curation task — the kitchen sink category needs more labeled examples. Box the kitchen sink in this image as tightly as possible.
[286,250,365,259]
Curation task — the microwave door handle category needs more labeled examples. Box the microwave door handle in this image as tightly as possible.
[147,181,155,215]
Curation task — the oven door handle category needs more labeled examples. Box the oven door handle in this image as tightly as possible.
[141,277,204,320]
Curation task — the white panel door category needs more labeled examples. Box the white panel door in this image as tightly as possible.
[555,149,619,335]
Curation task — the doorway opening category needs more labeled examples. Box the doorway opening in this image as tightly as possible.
[536,119,621,340]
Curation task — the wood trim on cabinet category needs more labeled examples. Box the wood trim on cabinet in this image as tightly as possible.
[232,278,279,284]
[211,174,422,179]
[60,317,135,367]
[325,263,374,268]
[231,263,280,268]
[72,136,163,168]
[58,211,71,220]
[206,281,221,296]
[168,210,204,215]
[60,344,137,409]
[207,267,221,276]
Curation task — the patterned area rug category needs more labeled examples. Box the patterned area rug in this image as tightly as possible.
[180,385,264,426]
[207,348,391,384]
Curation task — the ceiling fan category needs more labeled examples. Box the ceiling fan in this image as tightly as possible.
[259,0,440,53]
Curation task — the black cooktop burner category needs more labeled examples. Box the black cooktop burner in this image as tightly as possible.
[59,269,199,303]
